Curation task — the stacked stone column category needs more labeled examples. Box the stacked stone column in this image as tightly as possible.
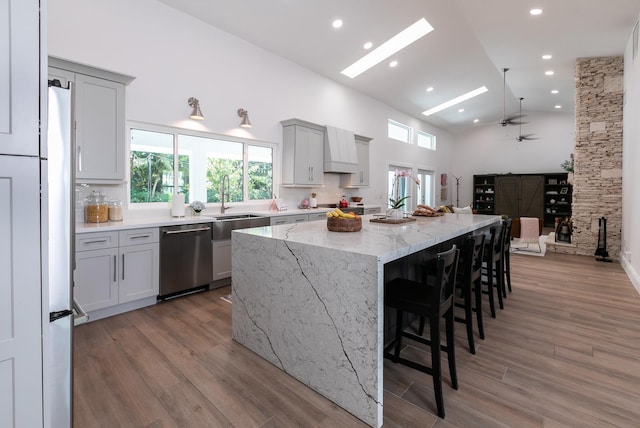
[570,56,623,259]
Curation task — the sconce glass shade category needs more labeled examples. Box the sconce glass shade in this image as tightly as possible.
[238,108,252,128]
[188,97,204,120]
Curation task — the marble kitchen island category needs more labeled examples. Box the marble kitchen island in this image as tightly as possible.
[231,213,500,427]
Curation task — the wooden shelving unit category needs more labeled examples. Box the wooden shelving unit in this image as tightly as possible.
[473,174,496,214]
[543,173,572,227]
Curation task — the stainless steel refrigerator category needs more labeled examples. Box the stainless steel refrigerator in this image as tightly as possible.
[43,81,86,427]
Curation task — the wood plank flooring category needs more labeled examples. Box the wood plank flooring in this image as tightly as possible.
[74,252,640,427]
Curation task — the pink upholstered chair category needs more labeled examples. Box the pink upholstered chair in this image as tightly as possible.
[514,217,541,253]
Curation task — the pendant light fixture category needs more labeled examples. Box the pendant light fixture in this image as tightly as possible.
[237,108,252,128]
[188,97,204,120]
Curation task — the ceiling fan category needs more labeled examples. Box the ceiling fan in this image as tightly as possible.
[515,97,538,141]
[499,68,526,127]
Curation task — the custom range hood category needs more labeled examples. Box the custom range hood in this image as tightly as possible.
[324,125,358,173]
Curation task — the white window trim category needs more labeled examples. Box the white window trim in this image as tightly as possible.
[126,121,279,209]
[388,119,412,143]
[416,130,436,150]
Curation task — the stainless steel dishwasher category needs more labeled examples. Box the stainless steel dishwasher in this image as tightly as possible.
[159,223,213,299]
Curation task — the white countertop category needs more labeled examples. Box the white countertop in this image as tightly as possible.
[235,213,500,264]
[75,206,381,234]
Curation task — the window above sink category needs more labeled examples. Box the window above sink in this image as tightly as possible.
[128,122,275,207]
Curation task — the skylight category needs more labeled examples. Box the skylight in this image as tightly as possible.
[422,86,488,116]
[341,18,433,79]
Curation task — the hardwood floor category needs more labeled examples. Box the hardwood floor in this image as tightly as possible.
[74,252,640,427]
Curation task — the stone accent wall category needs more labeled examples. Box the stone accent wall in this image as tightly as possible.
[568,56,623,259]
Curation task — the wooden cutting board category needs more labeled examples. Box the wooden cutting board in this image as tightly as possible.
[369,217,416,224]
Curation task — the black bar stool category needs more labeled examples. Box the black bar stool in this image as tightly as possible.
[455,234,486,351]
[502,218,513,296]
[384,245,459,418]
[482,224,506,317]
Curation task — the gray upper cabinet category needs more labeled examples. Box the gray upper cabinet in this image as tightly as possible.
[340,134,371,188]
[281,119,325,187]
[48,58,134,183]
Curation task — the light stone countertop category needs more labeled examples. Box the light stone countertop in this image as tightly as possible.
[235,212,500,264]
[75,206,378,234]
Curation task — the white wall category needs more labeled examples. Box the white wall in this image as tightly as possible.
[49,0,455,212]
[622,18,640,292]
[452,111,575,207]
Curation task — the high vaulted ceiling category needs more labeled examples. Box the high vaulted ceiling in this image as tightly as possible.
[156,0,640,134]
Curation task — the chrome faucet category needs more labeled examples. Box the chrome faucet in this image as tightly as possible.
[220,174,231,213]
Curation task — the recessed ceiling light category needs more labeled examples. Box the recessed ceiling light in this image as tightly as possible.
[545,70,554,76]
[530,8,543,15]
[555,105,562,109]
[363,42,373,50]
[458,108,465,113]
[551,89,559,94]
[426,86,434,92]
[542,54,552,60]
[341,18,434,79]
[389,60,398,68]
[473,119,479,123]
[332,19,343,29]
[422,86,489,116]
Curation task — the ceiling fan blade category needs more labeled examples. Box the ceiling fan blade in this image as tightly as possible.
[516,134,538,141]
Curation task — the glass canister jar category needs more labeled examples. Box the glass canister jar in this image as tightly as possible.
[84,191,108,223]
[108,199,123,221]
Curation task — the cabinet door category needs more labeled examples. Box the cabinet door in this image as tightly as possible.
[307,128,325,185]
[308,212,329,221]
[0,156,43,427]
[495,176,519,219]
[212,240,232,281]
[519,175,544,218]
[75,247,119,311]
[75,74,125,181]
[355,138,370,186]
[119,243,159,303]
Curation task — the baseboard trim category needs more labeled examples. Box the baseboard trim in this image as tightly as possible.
[620,256,640,296]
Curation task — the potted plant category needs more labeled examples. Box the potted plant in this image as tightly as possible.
[561,156,574,184]
[388,170,420,219]
[190,200,205,215]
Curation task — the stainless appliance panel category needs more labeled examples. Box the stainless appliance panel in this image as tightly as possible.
[159,223,213,298]
[44,84,75,428]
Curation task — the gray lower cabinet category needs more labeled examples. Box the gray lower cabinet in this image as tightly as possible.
[75,228,158,321]
[212,239,232,282]
[364,207,381,215]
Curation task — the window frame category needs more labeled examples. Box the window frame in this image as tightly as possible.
[127,121,278,209]
[416,130,436,150]
[387,119,412,143]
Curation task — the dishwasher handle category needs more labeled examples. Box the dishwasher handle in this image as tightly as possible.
[163,226,211,235]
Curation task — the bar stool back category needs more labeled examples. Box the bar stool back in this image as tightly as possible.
[384,245,459,418]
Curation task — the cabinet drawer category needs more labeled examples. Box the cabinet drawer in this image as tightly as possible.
[118,228,159,246]
[76,231,118,251]
[289,214,308,223]
[270,216,291,226]
[364,207,381,215]
[308,212,329,221]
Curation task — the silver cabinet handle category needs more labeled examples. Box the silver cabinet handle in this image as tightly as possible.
[83,239,108,245]
[113,255,117,282]
[163,226,211,235]
[77,145,82,172]
[129,234,151,240]
[122,254,125,280]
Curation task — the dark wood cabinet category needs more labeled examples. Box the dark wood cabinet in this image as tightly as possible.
[543,173,572,227]
[494,174,544,220]
[473,175,496,214]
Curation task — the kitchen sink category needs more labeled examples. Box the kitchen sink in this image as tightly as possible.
[212,214,265,221]
[209,214,270,240]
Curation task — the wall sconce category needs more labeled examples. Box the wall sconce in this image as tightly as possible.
[188,97,204,120]
[237,108,252,128]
